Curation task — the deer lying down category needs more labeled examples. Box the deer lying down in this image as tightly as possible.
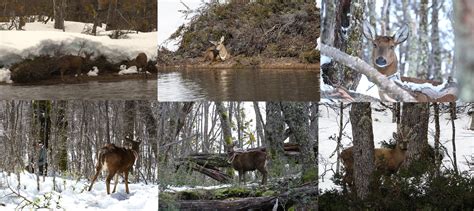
[227,142,267,185]
[340,131,409,189]
[203,36,230,63]
[88,138,140,194]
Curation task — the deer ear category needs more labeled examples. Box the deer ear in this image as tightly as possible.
[220,36,225,44]
[362,21,376,41]
[210,41,218,45]
[394,24,409,44]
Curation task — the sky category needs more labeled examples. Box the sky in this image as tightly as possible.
[158,0,204,51]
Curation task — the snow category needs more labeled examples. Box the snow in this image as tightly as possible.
[164,184,232,192]
[0,172,158,210]
[87,67,99,77]
[118,65,138,75]
[321,55,331,65]
[0,68,13,83]
[319,104,474,192]
[355,74,382,99]
[0,20,157,66]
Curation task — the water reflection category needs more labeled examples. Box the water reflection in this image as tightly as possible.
[158,69,319,101]
[0,80,156,100]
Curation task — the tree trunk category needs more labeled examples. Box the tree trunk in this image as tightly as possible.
[215,102,233,146]
[454,0,474,101]
[265,102,285,171]
[281,103,317,183]
[53,0,65,30]
[400,103,430,169]
[349,102,375,200]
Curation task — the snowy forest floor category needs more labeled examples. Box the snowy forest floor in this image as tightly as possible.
[0,172,158,210]
[318,104,474,192]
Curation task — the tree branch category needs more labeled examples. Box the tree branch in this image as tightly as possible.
[320,44,417,101]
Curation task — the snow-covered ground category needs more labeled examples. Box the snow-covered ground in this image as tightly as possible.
[319,104,474,191]
[0,172,158,210]
[0,20,157,68]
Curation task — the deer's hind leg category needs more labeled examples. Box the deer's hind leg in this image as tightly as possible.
[124,170,130,194]
[112,173,120,193]
[88,163,102,191]
[105,170,117,194]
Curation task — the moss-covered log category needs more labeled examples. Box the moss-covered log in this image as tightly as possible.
[160,185,318,210]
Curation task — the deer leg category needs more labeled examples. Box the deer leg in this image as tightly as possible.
[88,164,101,191]
[260,169,267,185]
[105,170,117,195]
[112,173,119,193]
[238,171,242,185]
[124,170,130,194]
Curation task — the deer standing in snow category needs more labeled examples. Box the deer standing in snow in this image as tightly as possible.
[88,136,140,194]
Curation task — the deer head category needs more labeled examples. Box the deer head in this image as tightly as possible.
[362,21,409,77]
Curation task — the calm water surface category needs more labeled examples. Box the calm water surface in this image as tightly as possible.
[158,69,319,101]
[0,80,156,99]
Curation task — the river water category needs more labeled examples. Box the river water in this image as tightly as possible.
[0,80,157,100]
[158,69,319,101]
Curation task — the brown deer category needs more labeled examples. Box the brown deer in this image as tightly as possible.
[340,129,410,190]
[127,53,148,77]
[57,52,93,82]
[203,36,230,63]
[362,21,409,101]
[88,136,140,194]
[227,141,267,185]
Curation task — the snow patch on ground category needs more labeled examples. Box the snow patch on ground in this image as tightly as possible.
[0,172,158,210]
[165,184,232,192]
[87,66,99,77]
[118,65,139,75]
[0,68,13,83]
[319,105,474,192]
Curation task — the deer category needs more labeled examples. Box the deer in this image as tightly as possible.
[127,52,148,78]
[57,52,93,82]
[340,129,410,191]
[227,141,267,185]
[203,36,230,63]
[88,136,140,194]
[362,21,409,101]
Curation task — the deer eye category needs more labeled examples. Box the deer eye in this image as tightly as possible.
[390,45,395,49]
[373,43,377,48]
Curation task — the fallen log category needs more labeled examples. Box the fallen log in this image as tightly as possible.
[160,185,318,210]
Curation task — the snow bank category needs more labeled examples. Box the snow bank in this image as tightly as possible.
[319,105,474,191]
[0,172,158,210]
[0,21,157,66]
[0,68,13,83]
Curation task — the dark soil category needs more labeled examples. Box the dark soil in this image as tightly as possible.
[7,55,157,85]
